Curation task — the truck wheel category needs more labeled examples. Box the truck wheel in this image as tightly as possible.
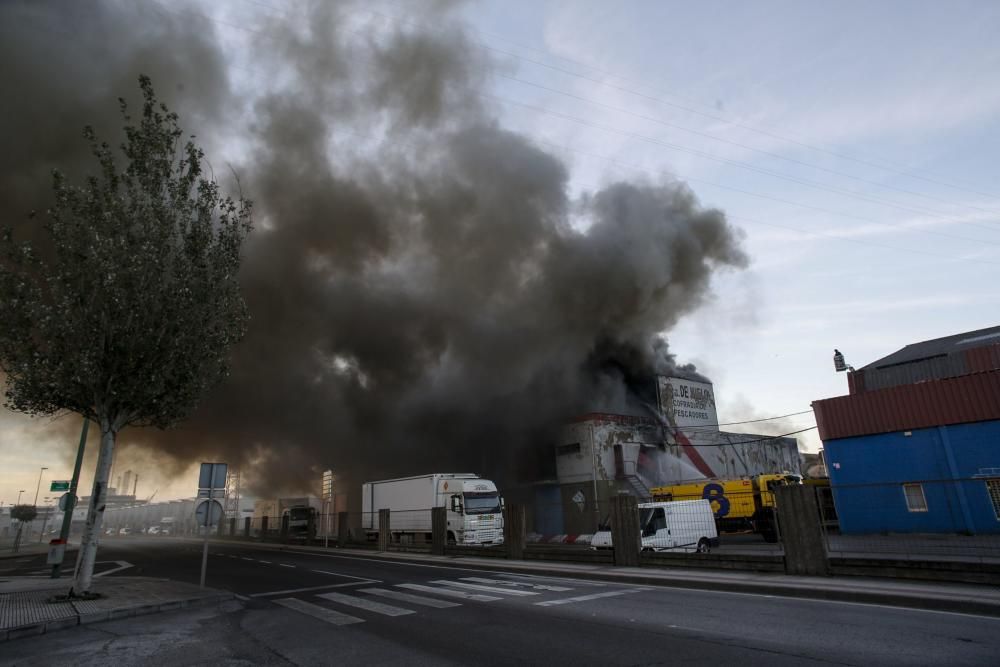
[696,538,711,553]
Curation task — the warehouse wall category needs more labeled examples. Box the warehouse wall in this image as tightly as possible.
[825,420,1000,534]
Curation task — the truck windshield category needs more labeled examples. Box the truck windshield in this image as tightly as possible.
[463,493,501,514]
[639,507,654,530]
[288,508,313,521]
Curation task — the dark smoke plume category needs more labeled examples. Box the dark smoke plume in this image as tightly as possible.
[1,1,747,497]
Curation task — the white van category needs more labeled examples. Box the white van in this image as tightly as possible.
[591,499,719,553]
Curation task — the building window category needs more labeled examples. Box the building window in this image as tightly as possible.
[556,442,581,456]
[987,479,1000,520]
[902,483,928,512]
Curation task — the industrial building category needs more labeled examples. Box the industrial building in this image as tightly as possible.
[531,375,802,537]
[813,325,1000,535]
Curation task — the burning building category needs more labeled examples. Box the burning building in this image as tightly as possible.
[538,375,801,537]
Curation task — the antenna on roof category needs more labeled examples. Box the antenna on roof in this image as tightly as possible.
[833,349,854,373]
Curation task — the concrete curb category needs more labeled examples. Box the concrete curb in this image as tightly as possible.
[1,591,233,643]
[197,538,1000,618]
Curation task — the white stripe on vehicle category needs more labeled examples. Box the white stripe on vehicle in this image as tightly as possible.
[317,591,415,616]
[273,597,364,626]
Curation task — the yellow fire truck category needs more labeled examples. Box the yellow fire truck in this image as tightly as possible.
[650,473,802,542]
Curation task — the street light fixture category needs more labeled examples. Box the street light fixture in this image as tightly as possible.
[33,466,49,506]
[16,490,25,505]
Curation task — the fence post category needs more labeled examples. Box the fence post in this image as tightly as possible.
[337,512,349,547]
[260,515,269,539]
[378,509,391,552]
[229,517,236,537]
[611,494,640,567]
[503,503,526,560]
[243,517,251,538]
[431,507,447,556]
[775,485,829,576]
[280,514,290,541]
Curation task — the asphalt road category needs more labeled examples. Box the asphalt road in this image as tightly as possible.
[3,537,999,666]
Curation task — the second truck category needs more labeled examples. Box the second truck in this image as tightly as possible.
[362,473,504,546]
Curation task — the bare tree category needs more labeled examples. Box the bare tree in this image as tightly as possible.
[0,76,252,595]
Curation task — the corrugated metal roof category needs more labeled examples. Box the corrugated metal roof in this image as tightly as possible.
[812,369,1000,441]
[862,324,1000,370]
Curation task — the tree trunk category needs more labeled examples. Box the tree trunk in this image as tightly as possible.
[70,424,116,596]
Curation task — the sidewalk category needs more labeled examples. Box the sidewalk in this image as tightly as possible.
[217,540,1000,617]
[0,576,232,642]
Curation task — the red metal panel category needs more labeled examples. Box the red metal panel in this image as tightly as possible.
[812,369,1000,440]
[965,345,1000,373]
[847,369,865,395]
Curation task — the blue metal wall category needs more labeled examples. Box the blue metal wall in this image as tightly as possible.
[824,420,1000,534]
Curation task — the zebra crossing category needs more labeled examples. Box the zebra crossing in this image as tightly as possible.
[270,576,645,627]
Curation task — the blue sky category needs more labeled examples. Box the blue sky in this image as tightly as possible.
[2,0,999,503]
[455,0,1000,440]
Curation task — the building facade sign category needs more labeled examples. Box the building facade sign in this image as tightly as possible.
[657,376,718,429]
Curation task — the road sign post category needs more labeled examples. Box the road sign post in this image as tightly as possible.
[197,462,227,588]
[51,418,88,579]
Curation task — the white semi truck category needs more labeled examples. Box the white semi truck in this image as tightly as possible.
[362,473,504,546]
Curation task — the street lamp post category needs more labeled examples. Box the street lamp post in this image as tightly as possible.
[33,467,48,506]
[16,490,25,505]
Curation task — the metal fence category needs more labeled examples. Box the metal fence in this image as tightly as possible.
[94,480,1000,572]
[818,477,1000,563]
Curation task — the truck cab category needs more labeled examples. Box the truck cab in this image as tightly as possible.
[444,478,504,545]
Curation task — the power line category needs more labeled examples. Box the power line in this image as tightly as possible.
[533,138,1000,266]
[489,94,1000,247]
[494,72,1000,225]
[239,1,1000,208]
[678,409,816,431]
[673,426,819,447]
[390,7,1000,202]
[162,2,1000,263]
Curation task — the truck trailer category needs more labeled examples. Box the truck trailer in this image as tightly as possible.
[362,473,504,546]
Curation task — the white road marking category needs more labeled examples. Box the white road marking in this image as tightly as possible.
[273,597,364,626]
[309,569,376,580]
[461,577,572,592]
[318,591,415,616]
[279,563,296,568]
[258,560,272,564]
[249,581,380,598]
[241,557,255,561]
[429,579,539,596]
[535,590,643,607]
[360,588,461,609]
[95,560,133,577]
[397,583,501,602]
